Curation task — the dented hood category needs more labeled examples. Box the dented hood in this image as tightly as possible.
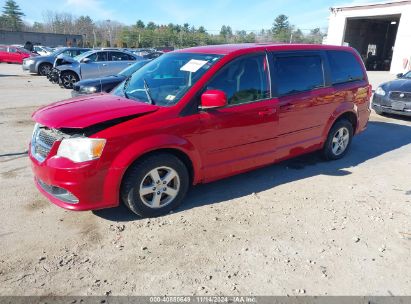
[32,94,159,129]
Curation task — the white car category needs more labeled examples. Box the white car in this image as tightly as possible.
[33,45,53,56]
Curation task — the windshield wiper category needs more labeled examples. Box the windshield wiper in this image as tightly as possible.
[143,78,155,105]
[122,76,132,99]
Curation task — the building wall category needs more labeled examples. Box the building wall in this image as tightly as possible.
[0,30,83,48]
[326,1,411,74]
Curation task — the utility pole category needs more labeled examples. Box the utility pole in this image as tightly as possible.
[106,19,112,47]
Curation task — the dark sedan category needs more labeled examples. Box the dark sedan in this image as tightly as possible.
[372,71,411,117]
[71,60,150,97]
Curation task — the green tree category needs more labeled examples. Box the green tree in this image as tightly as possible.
[32,21,44,32]
[220,25,233,42]
[198,26,206,34]
[135,19,145,29]
[1,0,25,31]
[272,14,291,42]
[146,21,156,30]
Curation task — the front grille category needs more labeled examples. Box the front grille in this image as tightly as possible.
[31,125,62,162]
[390,91,411,102]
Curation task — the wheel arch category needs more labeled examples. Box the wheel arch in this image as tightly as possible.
[101,134,203,207]
[322,102,359,144]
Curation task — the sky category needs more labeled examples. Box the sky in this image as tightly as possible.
[9,0,379,33]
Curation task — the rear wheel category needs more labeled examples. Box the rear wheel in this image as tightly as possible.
[322,119,353,160]
[38,63,52,76]
[121,153,190,217]
[60,71,79,89]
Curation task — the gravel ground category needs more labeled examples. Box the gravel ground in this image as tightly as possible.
[0,64,410,296]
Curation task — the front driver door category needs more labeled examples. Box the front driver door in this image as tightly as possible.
[199,53,279,182]
[80,51,108,79]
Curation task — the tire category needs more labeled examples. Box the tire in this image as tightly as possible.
[322,119,353,160]
[60,71,79,89]
[121,153,190,217]
[38,63,52,76]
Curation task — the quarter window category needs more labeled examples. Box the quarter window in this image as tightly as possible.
[274,55,324,96]
[327,50,365,85]
[207,54,270,105]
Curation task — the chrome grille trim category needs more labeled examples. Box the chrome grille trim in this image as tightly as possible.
[31,124,63,163]
[389,91,411,102]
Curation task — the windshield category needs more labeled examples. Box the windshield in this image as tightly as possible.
[73,50,94,61]
[404,71,411,79]
[112,52,222,106]
[50,48,65,56]
[118,60,150,77]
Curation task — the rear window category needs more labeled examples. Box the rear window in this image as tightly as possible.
[273,55,325,96]
[327,50,365,85]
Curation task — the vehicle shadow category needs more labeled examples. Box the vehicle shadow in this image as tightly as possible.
[379,112,411,123]
[93,120,411,222]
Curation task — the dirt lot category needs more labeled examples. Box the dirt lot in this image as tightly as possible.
[0,63,410,296]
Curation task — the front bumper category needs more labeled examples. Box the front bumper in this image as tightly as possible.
[71,90,87,98]
[22,61,37,73]
[372,94,411,116]
[29,146,119,211]
[48,68,60,84]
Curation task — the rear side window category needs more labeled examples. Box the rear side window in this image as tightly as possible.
[327,50,365,85]
[110,51,135,61]
[274,55,324,96]
[207,54,270,105]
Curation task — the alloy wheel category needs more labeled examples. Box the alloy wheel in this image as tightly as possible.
[332,127,350,156]
[62,74,77,88]
[139,166,180,209]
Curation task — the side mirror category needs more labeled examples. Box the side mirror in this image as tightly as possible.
[396,73,404,78]
[201,90,227,109]
[81,57,91,63]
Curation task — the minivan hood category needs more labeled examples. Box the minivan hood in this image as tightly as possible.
[32,94,159,129]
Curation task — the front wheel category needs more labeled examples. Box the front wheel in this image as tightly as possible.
[322,119,353,160]
[121,153,190,217]
[60,71,79,89]
[38,63,52,76]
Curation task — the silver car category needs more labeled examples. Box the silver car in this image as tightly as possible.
[22,47,90,76]
[55,49,143,89]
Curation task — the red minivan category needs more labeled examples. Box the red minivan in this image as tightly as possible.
[30,44,371,217]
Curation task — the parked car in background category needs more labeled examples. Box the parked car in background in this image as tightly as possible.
[33,45,54,56]
[22,47,90,76]
[0,45,37,64]
[55,49,142,89]
[372,70,411,116]
[143,51,163,59]
[29,44,371,217]
[71,60,150,97]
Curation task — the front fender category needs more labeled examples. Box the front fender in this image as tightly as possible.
[100,134,203,206]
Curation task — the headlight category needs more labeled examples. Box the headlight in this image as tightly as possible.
[375,87,386,96]
[57,138,106,163]
[25,59,35,65]
[79,86,97,94]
